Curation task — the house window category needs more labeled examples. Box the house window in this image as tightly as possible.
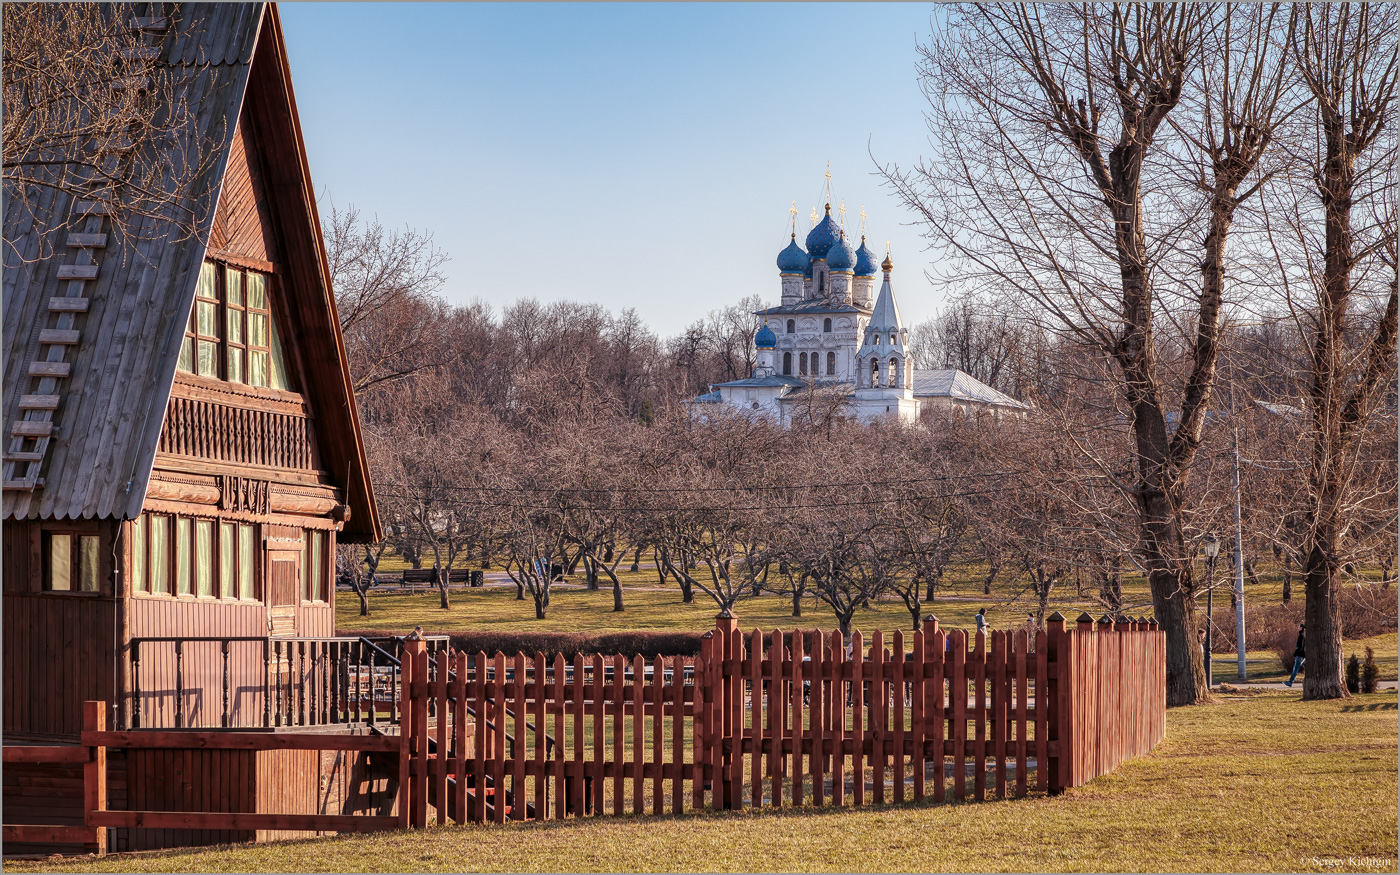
[823,318,832,333]
[799,353,808,376]
[786,319,795,334]
[44,531,99,592]
[177,260,291,390]
[303,530,327,602]
[782,352,792,375]
[149,515,170,594]
[132,512,258,600]
[827,351,836,375]
[132,515,147,593]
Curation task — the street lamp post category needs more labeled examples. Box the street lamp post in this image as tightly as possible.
[1202,533,1220,689]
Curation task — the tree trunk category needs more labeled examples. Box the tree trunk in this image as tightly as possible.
[630,544,643,573]
[1302,530,1348,699]
[515,576,525,600]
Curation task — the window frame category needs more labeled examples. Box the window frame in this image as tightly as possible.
[129,512,261,602]
[41,527,102,595]
[175,259,293,392]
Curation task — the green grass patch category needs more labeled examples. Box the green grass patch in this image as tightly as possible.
[18,692,1397,873]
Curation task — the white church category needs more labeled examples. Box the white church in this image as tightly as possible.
[692,201,1027,423]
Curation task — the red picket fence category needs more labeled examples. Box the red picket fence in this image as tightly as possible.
[18,611,1162,857]
[397,610,1166,824]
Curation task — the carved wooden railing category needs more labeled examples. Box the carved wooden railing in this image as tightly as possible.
[159,395,313,470]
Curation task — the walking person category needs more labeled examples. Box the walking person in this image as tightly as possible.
[1286,623,1305,687]
[975,608,989,637]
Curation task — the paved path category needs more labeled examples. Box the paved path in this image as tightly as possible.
[1214,680,1397,691]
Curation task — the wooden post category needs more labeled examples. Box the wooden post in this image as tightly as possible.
[82,701,107,855]
[399,637,423,828]
[713,614,738,810]
[1044,613,1066,794]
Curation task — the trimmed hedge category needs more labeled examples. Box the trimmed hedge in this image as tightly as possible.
[337,628,705,661]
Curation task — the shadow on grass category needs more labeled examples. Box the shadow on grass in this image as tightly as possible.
[1340,702,1398,712]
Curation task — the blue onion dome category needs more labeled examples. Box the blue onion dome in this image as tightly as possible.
[776,234,810,275]
[826,231,855,271]
[854,236,880,276]
[804,204,843,260]
[755,321,777,349]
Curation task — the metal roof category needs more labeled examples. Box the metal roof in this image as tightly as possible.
[911,369,1028,409]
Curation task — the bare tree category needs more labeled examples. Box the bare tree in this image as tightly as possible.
[886,4,1251,705]
[1271,3,1398,699]
[323,204,453,396]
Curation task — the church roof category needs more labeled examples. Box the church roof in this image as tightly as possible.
[805,206,843,260]
[713,375,806,389]
[854,238,880,276]
[865,274,904,333]
[755,301,870,316]
[911,369,1028,409]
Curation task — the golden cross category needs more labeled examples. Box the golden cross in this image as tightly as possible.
[809,206,818,228]
[859,205,868,237]
[839,199,847,229]
[789,201,798,235]
[823,162,832,203]
[885,239,891,255]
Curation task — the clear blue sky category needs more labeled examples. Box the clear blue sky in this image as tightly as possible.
[279,3,948,336]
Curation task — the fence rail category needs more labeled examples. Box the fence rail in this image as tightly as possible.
[12,611,1164,856]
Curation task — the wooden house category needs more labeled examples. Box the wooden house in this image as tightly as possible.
[3,2,385,851]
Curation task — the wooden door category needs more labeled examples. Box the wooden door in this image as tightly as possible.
[268,549,300,637]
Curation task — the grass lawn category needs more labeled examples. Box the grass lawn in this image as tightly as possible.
[335,569,1161,638]
[1208,633,1398,685]
[17,691,1397,873]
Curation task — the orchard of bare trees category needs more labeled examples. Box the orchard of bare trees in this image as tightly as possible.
[326,3,1395,707]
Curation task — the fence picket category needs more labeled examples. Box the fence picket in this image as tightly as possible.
[652,654,664,815]
[632,654,645,815]
[591,655,605,816]
[931,626,945,803]
[671,653,685,815]
[828,627,840,806]
[729,627,743,811]
[911,628,924,803]
[433,652,448,823]
[453,652,467,824]
[1015,631,1027,799]
[769,628,784,808]
[553,654,566,820]
[811,631,826,807]
[749,630,764,809]
[850,630,865,807]
[535,652,547,820]
[973,630,986,802]
[492,653,507,824]
[791,630,805,806]
[472,652,487,822]
[893,629,906,805]
[570,654,584,818]
[952,630,966,802]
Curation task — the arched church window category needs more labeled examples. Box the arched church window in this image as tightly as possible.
[818,273,825,294]
[782,352,792,375]
[799,353,808,376]
[823,318,832,333]
[870,357,880,387]
[826,351,836,375]
[888,357,899,386]
[786,319,795,334]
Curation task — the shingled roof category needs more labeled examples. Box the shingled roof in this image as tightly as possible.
[2,3,380,541]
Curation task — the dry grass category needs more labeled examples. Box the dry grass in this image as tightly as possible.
[15,692,1397,873]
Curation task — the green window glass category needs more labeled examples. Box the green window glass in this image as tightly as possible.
[195,519,213,597]
[311,531,325,601]
[150,516,169,594]
[132,515,147,594]
[238,524,255,600]
[48,534,72,591]
[175,517,191,596]
[177,336,194,372]
[219,522,235,598]
[78,535,99,592]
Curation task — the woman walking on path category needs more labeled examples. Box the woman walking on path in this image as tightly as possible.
[1286,624,1305,687]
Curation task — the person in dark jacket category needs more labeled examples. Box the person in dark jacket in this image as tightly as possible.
[1286,623,1305,687]
[975,608,989,636]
